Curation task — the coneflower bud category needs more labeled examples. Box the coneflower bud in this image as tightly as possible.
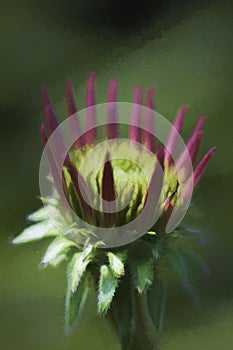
[13,72,216,350]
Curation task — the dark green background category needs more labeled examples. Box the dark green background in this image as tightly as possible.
[1,1,233,349]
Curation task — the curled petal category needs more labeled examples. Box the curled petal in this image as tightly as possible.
[156,146,164,165]
[40,124,67,200]
[85,72,96,144]
[107,79,118,139]
[43,104,66,161]
[40,123,48,147]
[189,131,203,165]
[183,146,216,200]
[192,116,205,134]
[164,105,189,164]
[66,80,77,115]
[176,130,203,179]
[143,87,156,153]
[65,80,82,148]
[129,86,142,143]
[41,86,51,107]
[182,115,205,162]
[44,104,59,136]
[193,146,216,186]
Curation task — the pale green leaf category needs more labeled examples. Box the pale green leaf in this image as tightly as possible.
[40,237,75,267]
[98,265,118,314]
[12,220,60,244]
[65,270,90,333]
[107,252,126,278]
[49,254,67,268]
[69,246,93,294]
[27,206,51,222]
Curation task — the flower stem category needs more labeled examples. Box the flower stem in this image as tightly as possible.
[107,280,159,350]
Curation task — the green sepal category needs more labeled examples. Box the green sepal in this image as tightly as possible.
[12,220,60,244]
[147,278,167,331]
[182,247,209,275]
[107,252,126,278]
[167,249,201,306]
[111,283,136,350]
[65,268,90,333]
[131,259,154,294]
[152,238,166,261]
[69,245,93,294]
[167,249,188,284]
[98,265,118,314]
[40,236,76,267]
[27,206,51,222]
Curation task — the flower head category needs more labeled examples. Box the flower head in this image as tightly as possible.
[13,73,215,341]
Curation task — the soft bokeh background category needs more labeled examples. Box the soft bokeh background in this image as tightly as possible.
[1,0,233,349]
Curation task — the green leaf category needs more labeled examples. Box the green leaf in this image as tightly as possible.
[107,252,126,278]
[167,249,201,307]
[98,265,118,314]
[65,269,90,333]
[40,237,75,267]
[147,279,167,331]
[112,284,136,350]
[182,248,209,275]
[69,246,93,294]
[132,260,154,294]
[167,249,188,284]
[12,220,60,244]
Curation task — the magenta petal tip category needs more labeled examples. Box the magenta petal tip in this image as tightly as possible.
[129,86,142,143]
[65,80,77,115]
[107,79,118,103]
[41,86,51,107]
[164,104,189,164]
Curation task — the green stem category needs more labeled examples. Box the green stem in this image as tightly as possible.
[107,282,159,350]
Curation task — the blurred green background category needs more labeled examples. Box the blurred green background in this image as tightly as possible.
[1,0,233,349]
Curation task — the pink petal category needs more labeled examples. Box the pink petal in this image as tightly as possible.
[176,130,203,178]
[65,80,82,148]
[43,104,66,160]
[40,123,67,199]
[85,72,97,144]
[193,146,216,186]
[107,79,118,139]
[164,105,189,164]
[41,86,51,107]
[183,146,216,200]
[129,86,142,143]
[143,87,156,153]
